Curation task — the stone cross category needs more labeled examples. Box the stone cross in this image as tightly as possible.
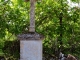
[18,0,43,60]
[29,0,35,32]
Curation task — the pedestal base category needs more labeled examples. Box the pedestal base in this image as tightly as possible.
[20,40,42,60]
[18,32,43,60]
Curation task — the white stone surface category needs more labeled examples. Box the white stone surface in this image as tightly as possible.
[20,40,42,60]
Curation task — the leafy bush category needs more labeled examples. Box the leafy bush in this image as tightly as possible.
[2,40,20,59]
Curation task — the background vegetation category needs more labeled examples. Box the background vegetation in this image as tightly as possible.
[0,0,80,59]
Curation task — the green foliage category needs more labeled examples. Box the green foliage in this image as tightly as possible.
[0,0,80,59]
[2,40,20,59]
[71,0,80,3]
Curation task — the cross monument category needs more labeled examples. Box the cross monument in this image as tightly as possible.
[18,0,43,60]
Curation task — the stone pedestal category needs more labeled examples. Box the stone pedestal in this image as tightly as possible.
[18,33,43,60]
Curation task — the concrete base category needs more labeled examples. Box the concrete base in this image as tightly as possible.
[20,40,42,60]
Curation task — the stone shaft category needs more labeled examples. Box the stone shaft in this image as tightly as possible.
[29,0,35,32]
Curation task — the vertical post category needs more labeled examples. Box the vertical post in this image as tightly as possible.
[29,0,35,32]
[18,0,43,60]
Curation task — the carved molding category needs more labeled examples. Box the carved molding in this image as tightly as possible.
[18,32,44,40]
